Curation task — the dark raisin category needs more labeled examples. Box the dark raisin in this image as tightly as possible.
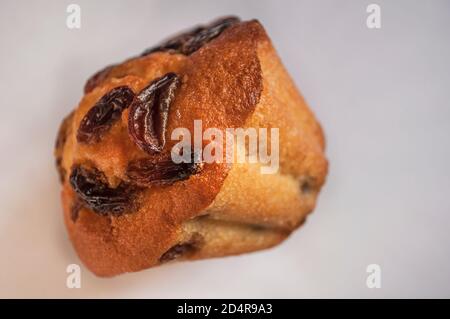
[77,86,135,144]
[126,153,202,187]
[70,198,83,222]
[84,65,115,94]
[182,16,240,54]
[55,111,74,183]
[142,16,240,56]
[141,29,197,56]
[69,165,137,216]
[300,177,315,194]
[128,73,180,154]
[159,233,204,263]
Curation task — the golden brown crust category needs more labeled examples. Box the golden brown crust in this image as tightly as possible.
[57,19,327,276]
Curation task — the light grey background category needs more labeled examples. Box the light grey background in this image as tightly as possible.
[0,0,449,298]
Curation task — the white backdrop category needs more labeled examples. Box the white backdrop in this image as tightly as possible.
[0,0,449,298]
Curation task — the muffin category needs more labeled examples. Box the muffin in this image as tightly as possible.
[55,16,328,277]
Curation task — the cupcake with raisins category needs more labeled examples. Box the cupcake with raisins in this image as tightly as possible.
[55,17,328,276]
